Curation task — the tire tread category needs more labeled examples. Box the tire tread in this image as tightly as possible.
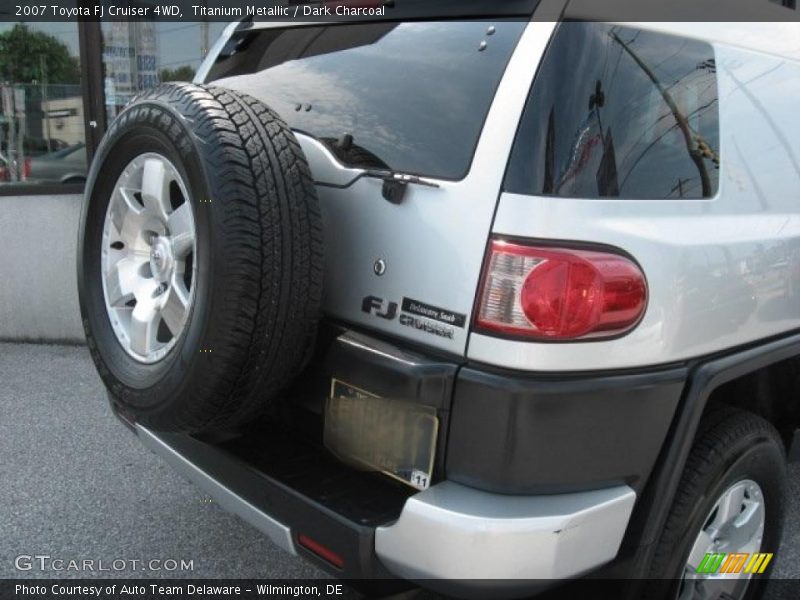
[85,82,323,431]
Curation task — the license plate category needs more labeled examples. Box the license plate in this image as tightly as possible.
[324,379,438,491]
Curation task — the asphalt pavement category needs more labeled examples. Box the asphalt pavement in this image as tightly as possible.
[0,343,325,581]
[0,342,797,595]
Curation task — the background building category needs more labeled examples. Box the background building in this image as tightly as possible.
[0,18,225,341]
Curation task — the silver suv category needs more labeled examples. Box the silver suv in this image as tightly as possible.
[77,7,800,599]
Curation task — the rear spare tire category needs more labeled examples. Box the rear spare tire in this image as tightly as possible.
[77,83,323,432]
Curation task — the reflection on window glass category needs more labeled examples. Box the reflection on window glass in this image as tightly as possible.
[0,19,86,186]
[208,21,525,180]
[505,23,720,199]
[102,20,227,120]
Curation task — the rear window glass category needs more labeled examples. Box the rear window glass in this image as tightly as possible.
[505,23,720,199]
[207,21,525,180]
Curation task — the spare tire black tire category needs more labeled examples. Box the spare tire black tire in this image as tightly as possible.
[77,83,323,432]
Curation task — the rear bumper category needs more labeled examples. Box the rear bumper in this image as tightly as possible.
[136,424,635,591]
[118,324,685,594]
[137,426,296,556]
[376,482,635,582]
[296,327,687,495]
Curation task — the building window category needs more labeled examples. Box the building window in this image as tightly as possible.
[102,21,227,121]
[0,21,86,188]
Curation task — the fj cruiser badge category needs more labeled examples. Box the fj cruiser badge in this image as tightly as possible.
[362,295,397,320]
[361,295,464,339]
[401,297,466,328]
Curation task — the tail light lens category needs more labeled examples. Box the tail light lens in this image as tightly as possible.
[475,240,647,340]
[21,158,31,181]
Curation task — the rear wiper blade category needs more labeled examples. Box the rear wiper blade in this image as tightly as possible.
[302,131,440,203]
[318,168,440,204]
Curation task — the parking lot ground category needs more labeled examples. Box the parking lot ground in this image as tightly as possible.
[0,342,797,596]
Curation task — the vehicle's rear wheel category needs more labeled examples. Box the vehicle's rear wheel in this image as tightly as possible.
[77,83,323,432]
[645,407,787,600]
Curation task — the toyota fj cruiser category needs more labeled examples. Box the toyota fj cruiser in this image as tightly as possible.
[77,2,800,598]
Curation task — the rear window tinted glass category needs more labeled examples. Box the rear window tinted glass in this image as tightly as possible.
[207,21,525,180]
[505,23,720,199]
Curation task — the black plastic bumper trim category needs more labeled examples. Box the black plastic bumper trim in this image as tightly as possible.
[619,330,800,583]
[129,423,412,595]
[447,364,687,495]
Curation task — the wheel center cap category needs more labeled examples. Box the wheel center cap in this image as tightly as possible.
[150,237,174,281]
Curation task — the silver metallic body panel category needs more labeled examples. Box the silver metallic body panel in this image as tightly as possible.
[470,23,800,370]
[375,481,636,581]
[291,22,557,355]
[203,22,800,370]
[161,20,800,585]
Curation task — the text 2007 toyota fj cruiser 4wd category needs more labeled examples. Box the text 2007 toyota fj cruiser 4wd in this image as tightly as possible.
[77,2,800,598]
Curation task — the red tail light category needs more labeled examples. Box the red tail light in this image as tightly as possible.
[475,240,647,340]
[22,158,31,180]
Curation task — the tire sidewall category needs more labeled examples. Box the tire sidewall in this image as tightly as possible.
[78,100,213,413]
[78,83,324,432]
[658,433,786,598]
